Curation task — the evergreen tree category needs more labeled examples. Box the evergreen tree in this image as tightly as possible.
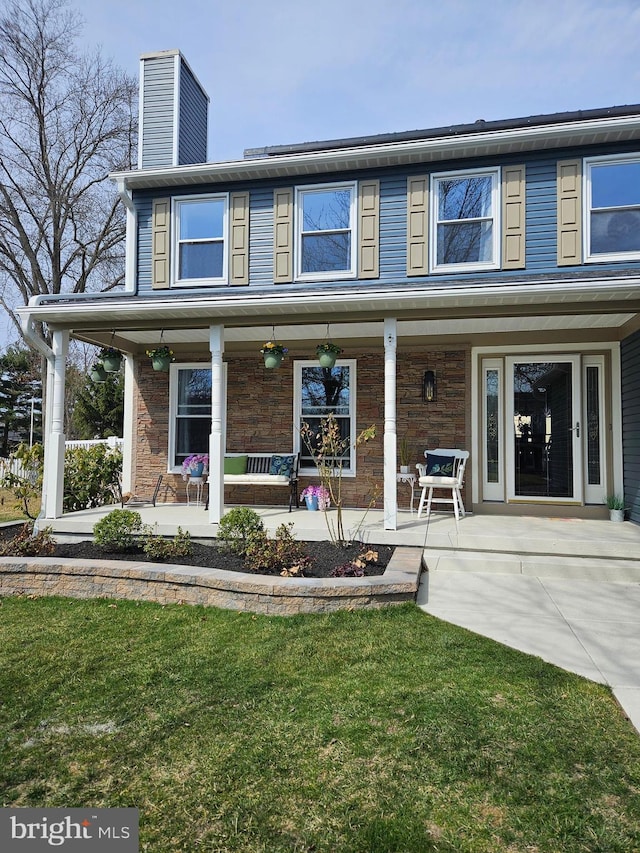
[70,371,124,439]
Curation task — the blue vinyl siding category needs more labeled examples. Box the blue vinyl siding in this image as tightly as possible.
[140,56,176,169]
[524,159,557,270]
[178,59,208,166]
[621,330,640,524]
[134,149,640,295]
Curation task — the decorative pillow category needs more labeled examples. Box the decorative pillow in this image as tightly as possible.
[269,454,294,478]
[224,454,248,475]
[424,454,455,477]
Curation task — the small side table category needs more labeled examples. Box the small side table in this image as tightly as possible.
[396,471,417,513]
[186,476,207,506]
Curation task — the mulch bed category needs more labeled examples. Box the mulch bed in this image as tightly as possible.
[0,524,392,579]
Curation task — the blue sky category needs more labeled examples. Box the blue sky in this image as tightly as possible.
[3,0,640,348]
[80,0,640,162]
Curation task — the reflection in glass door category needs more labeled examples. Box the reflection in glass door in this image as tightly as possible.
[507,357,582,501]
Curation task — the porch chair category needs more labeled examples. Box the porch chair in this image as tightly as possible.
[122,474,164,508]
[416,449,469,527]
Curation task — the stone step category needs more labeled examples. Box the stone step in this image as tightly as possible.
[423,548,640,583]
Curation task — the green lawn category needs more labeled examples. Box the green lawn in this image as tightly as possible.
[1,598,638,852]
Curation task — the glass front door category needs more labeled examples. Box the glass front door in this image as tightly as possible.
[506,356,582,502]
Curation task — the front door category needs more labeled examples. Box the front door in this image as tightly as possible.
[481,354,606,505]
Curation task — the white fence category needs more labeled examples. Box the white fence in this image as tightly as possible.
[0,437,124,482]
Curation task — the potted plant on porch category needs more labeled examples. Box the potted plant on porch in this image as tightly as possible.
[316,341,342,368]
[146,345,174,372]
[182,453,209,479]
[300,484,330,511]
[399,437,411,473]
[260,340,288,369]
[606,494,625,522]
[99,346,123,373]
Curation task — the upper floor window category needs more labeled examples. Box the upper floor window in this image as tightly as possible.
[295,182,357,280]
[174,195,228,285]
[586,155,640,262]
[431,168,500,272]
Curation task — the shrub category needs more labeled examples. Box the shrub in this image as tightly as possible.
[0,522,55,557]
[329,548,379,578]
[64,444,122,513]
[244,523,313,576]
[142,526,193,562]
[217,507,264,555]
[93,509,142,552]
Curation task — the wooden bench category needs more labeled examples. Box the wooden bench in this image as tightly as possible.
[207,452,300,512]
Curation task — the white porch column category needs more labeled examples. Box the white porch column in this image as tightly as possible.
[44,329,68,518]
[121,355,135,493]
[383,318,398,530]
[208,325,225,524]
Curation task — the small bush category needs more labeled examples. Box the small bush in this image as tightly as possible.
[93,509,142,552]
[0,522,55,557]
[217,507,264,556]
[142,526,193,562]
[244,523,312,576]
[64,444,122,513]
[329,548,379,578]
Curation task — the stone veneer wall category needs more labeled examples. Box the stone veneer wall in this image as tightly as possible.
[132,347,470,508]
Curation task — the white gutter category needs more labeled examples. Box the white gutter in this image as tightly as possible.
[15,275,640,327]
[18,309,54,533]
[110,113,640,189]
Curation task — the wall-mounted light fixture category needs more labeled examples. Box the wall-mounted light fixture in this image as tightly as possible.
[422,370,437,403]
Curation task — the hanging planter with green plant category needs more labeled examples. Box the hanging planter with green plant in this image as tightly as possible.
[89,362,108,383]
[316,341,342,368]
[146,345,174,372]
[99,346,122,373]
[260,340,288,369]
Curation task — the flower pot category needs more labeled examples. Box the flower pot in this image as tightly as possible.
[90,364,107,383]
[305,494,319,511]
[400,465,410,474]
[151,356,171,372]
[609,508,624,522]
[263,352,283,369]
[102,354,122,373]
[317,351,338,368]
[190,463,205,478]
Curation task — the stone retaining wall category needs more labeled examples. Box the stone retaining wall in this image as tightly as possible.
[0,548,423,615]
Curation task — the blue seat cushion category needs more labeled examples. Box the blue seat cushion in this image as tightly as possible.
[424,454,455,477]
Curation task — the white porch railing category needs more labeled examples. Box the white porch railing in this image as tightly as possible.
[0,437,124,482]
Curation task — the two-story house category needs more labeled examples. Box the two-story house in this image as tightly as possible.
[19,49,640,529]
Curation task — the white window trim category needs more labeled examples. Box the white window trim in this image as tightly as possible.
[293,359,358,476]
[294,181,357,282]
[584,153,640,264]
[172,193,229,287]
[430,166,500,273]
[168,362,212,473]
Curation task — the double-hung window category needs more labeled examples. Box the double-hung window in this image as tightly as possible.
[295,182,356,280]
[431,167,500,272]
[174,194,228,285]
[295,360,357,475]
[168,364,212,471]
[585,155,640,261]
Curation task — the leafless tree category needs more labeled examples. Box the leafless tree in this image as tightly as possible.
[0,0,137,347]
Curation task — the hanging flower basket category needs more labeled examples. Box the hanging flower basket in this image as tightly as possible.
[146,346,174,372]
[316,341,342,368]
[260,341,288,369]
[90,363,107,383]
[99,347,122,373]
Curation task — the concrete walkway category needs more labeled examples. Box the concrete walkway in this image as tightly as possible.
[417,571,640,735]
